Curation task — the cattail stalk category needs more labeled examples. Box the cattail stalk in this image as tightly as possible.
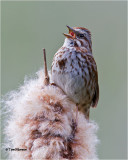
[43,48,49,86]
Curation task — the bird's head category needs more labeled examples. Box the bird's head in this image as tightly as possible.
[63,26,92,51]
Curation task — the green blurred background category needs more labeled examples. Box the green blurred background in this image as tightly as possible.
[1,1,127,159]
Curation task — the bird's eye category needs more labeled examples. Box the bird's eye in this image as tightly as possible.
[79,34,84,38]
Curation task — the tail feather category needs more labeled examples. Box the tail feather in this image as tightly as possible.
[78,104,90,120]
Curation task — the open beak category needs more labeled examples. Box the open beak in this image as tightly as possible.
[63,25,77,39]
[63,33,74,39]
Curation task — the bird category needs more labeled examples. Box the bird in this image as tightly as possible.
[51,26,99,120]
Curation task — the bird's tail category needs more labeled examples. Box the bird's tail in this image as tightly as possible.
[78,104,90,120]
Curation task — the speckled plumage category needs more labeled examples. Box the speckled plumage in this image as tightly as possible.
[52,27,99,118]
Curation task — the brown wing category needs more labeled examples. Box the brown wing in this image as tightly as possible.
[87,53,99,108]
[91,82,99,108]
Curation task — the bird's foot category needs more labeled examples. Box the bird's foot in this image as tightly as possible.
[50,83,57,86]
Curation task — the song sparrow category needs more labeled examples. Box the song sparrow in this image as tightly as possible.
[51,26,99,119]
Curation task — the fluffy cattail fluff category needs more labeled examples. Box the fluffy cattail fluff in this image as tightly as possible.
[2,70,99,160]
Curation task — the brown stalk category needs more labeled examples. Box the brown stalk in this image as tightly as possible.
[43,48,49,85]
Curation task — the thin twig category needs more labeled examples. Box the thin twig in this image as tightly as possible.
[43,48,49,85]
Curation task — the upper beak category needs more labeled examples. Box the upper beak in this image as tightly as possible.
[67,25,75,33]
[63,25,78,39]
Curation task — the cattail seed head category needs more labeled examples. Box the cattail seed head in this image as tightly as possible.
[2,70,99,159]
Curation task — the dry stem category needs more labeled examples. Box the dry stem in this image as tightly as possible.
[43,48,49,85]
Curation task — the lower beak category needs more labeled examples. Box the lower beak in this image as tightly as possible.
[63,33,74,39]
